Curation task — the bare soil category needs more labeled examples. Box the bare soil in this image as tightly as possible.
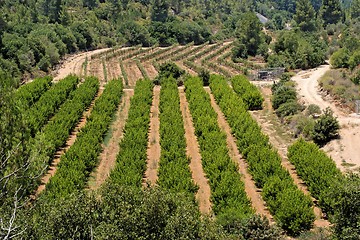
[89,59,106,84]
[89,89,134,190]
[124,60,144,87]
[250,87,330,227]
[53,48,110,81]
[35,88,103,196]
[142,63,158,79]
[144,86,161,186]
[204,87,273,221]
[293,65,360,172]
[179,87,212,215]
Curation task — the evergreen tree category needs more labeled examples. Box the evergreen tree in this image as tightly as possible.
[351,0,360,19]
[320,0,343,25]
[294,0,317,31]
[151,0,169,22]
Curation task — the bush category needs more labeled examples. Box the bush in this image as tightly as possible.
[272,86,297,110]
[312,107,340,145]
[306,104,321,116]
[330,48,349,68]
[348,50,360,70]
[275,100,302,118]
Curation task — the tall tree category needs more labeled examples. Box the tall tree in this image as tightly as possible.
[151,0,169,22]
[320,0,343,25]
[351,0,360,19]
[294,0,317,31]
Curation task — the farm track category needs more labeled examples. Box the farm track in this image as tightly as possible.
[35,87,104,196]
[179,87,212,215]
[89,89,134,190]
[250,87,330,228]
[144,86,161,186]
[204,87,273,222]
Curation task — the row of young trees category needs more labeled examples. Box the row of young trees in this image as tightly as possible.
[15,77,52,110]
[184,77,254,227]
[157,77,197,196]
[26,77,99,195]
[24,75,79,137]
[154,43,192,62]
[209,75,315,236]
[288,139,360,239]
[171,43,208,61]
[42,79,123,199]
[109,79,153,187]
[231,75,264,110]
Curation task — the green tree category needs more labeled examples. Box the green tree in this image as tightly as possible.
[312,107,340,145]
[151,0,169,22]
[351,0,360,19]
[330,48,349,68]
[320,0,343,25]
[294,0,317,31]
[232,12,263,59]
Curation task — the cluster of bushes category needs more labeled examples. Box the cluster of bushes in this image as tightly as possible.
[27,77,99,194]
[157,77,196,196]
[15,77,52,110]
[185,76,254,226]
[209,75,315,236]
[24,75,79,137]
[288,140,360,239]
[231,75,264,110]
[109,80,153,187]
[43,79,123,199]
[268,31,327,70]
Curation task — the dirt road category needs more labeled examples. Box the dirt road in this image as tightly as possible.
[293,65,360,171]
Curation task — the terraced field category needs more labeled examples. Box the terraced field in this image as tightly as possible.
[22,41,344,237]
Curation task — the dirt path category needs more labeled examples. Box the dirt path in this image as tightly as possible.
[143,63,158,79]
[124,60,143,87]
[53,48,110,81]
[89,89,134,190]
[178,87,212,215]
[35,88,103,196]
[293,65,360,171]
[144,86,161,186]
[250,87,330,227]
[204,87,273,221]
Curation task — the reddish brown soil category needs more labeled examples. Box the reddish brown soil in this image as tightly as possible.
[124,60,143,87]
[89,89,134,190]
[179,87,212,215]
[250,87,330,227]
[144,86,161,186]
[143,63,158,79]
[89,59,106,84]
[204,87,273,221]
[35,88,103,196]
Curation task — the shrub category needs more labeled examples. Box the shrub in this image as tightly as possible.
[272,86,297,110]
[312,107,340,145]
[306,104,321,116]
[330,48,349,68]
[275,100,301,118]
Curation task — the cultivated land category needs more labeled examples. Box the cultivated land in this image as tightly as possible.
[30,41,357,236]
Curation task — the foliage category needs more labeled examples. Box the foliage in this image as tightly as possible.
[158,62,185,79]
[294,0,317,31]
[25,186,220,239]
[331,174,360,240]
[232,12,265,59]
[348,50,360,70]
[26,77,99,195]
[320,0,343,25]
[275,100,302,118]
[272,86,297,110]
[231,75,264,110]
[288,138,343,214]
[24,75,79,137]
[157,77,197,196]
[330,48,350,68]
[185,76,254,225]
[14,76,52,110]
[269,31,327,70]
[306,104,321,116]
[312,107,340,145]
[42,79,123,199]
[109,79,153,187]
[209,75,315,236]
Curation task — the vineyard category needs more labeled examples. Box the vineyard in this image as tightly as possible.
[13,41,351,238]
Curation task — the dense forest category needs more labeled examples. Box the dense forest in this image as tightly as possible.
[1,0,360,239]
